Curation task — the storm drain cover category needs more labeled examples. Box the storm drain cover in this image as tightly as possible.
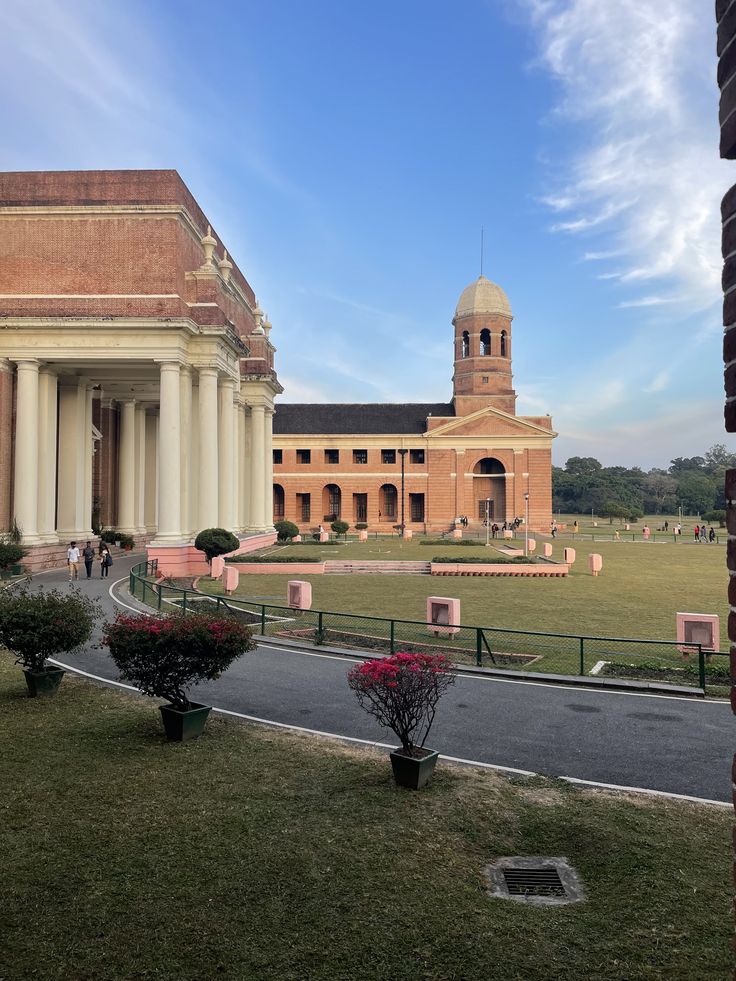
[484,857,585,906]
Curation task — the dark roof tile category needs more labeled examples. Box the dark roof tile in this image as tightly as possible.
[273,403,454,435]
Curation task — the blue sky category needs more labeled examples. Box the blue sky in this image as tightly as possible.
[0,0,732,467]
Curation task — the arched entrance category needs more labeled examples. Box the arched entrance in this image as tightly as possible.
[379,483,397,522]
[322,484,341,522]
[472,457,506,523]
[273,483,284,521]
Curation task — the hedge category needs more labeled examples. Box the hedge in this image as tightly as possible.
[431,555,535,564]
[225,554,322,564]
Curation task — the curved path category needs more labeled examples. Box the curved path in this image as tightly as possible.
[28,553,734,803]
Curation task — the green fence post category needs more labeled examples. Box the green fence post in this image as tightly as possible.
[129,571,134,595]
[476,628,483,667]
[157,585,162,611]
[182,592,187,616]
[390,619,395,655]
[261,605,266,635]
[698,644,705,690]
[216,597,222,613]
[579,637,585,675]
[318,610,323,643]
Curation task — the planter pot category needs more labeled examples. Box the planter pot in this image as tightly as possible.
[23,666,65,698]
[389,747,440,790]
[114,540,121,547]
[159,701,212,742]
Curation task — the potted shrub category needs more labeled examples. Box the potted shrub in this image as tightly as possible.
[347,652,455,789]
[0,541,27,578]
[274,519,299,542]
[104,611,255,741]
[194,527,240,564]
[0,585,98,696]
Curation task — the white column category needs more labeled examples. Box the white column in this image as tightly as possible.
[117,399,137,534]
[242,405,252,530]
[179,366,192,538]
[82,385,94,538]
[198,368,219,530]
[236,403,246,531]
[13,360,41,543]
[155,362,182,543]
[134,405,147,534]
[263,407,274,530]
[190,384,200,535]
[57,380,87,539]
[144,411,158,533]
[218,377,236,530]
[250,403,266,531]
[37,368,58,542]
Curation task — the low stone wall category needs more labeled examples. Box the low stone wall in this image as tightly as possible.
[148,532,277,577]
[231,561,325,575]
[430,562,569,577]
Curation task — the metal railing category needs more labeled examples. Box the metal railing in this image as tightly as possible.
[128,561,727,692]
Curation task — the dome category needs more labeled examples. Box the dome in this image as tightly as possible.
[455,275,512,318]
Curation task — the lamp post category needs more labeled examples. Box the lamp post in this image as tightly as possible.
[524,492,530,556]
[485,498,491,547]
[398,449,408,534]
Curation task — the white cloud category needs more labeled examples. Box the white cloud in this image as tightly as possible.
[521,0,731,314]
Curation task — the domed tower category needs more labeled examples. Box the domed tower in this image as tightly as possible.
[452,275,516,416]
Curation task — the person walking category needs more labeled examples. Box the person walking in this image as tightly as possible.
[694,524,700,541]
[100,545,112,578]
[709,526,716,543]
[82,541,95,579]
[551,521,557,539]
[67,541,80,581]
[700,525,708,542]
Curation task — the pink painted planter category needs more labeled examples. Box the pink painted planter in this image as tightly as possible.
[211,556,225,579]
[642,527,651,540]
[503,529,513,539]
[358,530,368,541]
[223,565,239,594]
[676,612,719,653]
[452,529,463,539]
[527,539,536,552]
[402,529,413,540]
[588,553,603,577]
[564,547,576,565]
[543,543,553,558]
[319,532,329,543]
[427,596,460,636]
[292,535,302,543]
[288,580,313,610]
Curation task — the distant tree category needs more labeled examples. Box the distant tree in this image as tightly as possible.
[600,501,629,523]
[668,456,706,476]
[704,444,736,473]
[565,457,603,477]
[676,474,717,515]
[644,472,678,513]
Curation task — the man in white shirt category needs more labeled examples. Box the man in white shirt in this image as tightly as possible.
[67,541,80,581]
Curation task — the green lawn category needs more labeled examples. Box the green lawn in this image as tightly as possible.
[1,660,731,980]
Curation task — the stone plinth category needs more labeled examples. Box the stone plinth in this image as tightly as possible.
[288,580,312,610]
[427,596,460,636]
[588,553,603,577]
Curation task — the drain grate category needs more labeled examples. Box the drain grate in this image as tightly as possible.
[502,867,566,897]
[484,857,585,906]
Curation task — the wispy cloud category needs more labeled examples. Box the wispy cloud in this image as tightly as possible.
[521,0,730,314]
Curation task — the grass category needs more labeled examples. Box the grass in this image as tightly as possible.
[0,658,731,980]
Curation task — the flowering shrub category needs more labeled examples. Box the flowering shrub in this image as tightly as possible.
[347,652,455,756]
[104,612,254,710]
[0,585,98,672]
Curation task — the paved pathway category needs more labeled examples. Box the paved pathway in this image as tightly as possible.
[29,553,734,803]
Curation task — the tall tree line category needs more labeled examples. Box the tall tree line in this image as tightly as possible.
[553,445,733,518]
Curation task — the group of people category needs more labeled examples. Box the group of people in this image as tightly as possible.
[66,540,114,581]
[694,524,717,543]
[482,518,522,538]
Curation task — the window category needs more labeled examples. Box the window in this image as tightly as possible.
[409,449,425,465]
[324,484,341,520]
[353,449,368,464]
[273,449,283,465]
[296,449,311,464]
[325,449,339,464]
[410,493,425,522]
[380,484,397,520]
[353,493,367,522]
[461,331,469,358]
[381,449,396,464]
[297,493,311,522]
[482,376,489,384]
[273,484,285,519]
[480,328,491,355]
[501,330,507,357]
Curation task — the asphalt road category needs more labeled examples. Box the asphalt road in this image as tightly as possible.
[29,552,734,803]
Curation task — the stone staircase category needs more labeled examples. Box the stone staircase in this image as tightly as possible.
[325,560,431,575]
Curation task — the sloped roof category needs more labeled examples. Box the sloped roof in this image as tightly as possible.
[273,403,454,435]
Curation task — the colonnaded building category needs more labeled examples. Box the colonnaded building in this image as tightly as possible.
[272,276,556,534]
[0,169,280,570]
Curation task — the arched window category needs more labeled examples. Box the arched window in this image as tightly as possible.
[480,328,491,355]
[323,484,341,521]
[500,330,507,357]
[273,483,285,520]
[461,331,469,358]
[473,457,505,475]
[380,483,398,521]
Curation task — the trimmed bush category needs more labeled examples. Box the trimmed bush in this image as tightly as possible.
[331,520,349,537]
[104,611,255,710]
[194,528,240,563]
[274,519,299,542]
[355,523,368,530]
[703,510,726,526]
[0,585,98,672]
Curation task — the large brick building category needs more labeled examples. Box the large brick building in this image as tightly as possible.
[0,169,280,569]
[273,276,555,533]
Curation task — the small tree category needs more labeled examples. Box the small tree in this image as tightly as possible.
[347,652,455,756]
[0,542,26,570]
[104,612,255,710]
[274,519,299,542]
[600,500,628,524]
[703,509,727,527]
[194,527,240,563]
[331,519,349,538]
[0,585,98,672]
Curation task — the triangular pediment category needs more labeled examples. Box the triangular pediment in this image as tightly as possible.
[427,405,555,438]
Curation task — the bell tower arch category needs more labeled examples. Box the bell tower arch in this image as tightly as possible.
[452,275,516,417]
